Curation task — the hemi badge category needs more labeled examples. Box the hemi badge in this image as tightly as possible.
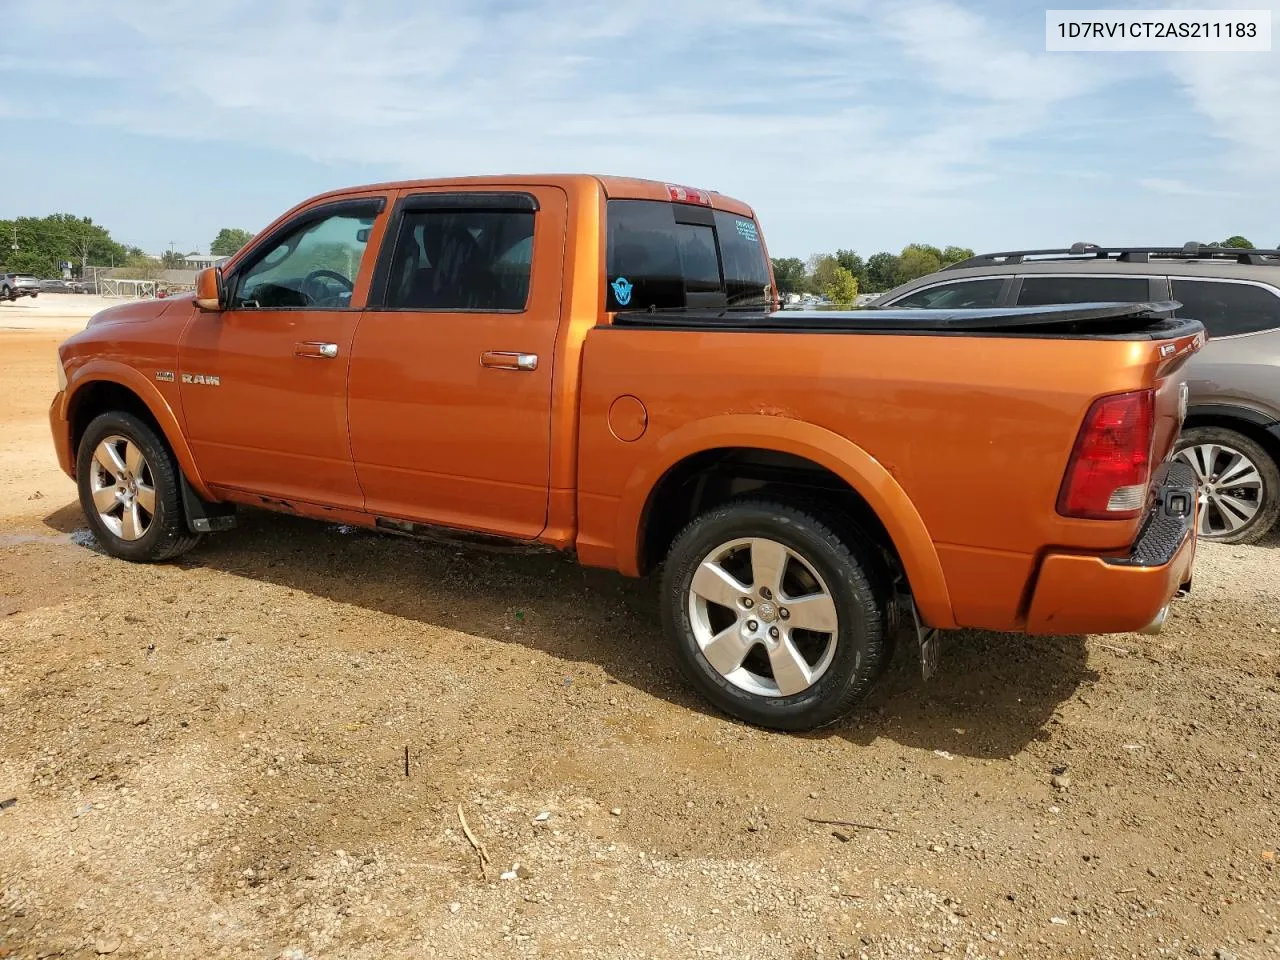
[156,370,175,382]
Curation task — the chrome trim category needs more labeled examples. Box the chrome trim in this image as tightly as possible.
[480,351,538,371]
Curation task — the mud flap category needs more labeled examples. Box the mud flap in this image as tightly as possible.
[898,594,941,682]
[180,476,237,534]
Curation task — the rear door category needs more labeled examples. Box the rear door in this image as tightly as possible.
[346,186,567,539]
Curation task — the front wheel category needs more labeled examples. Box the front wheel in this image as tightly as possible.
[1174,426,1280,544]
[76,411,201,562]
[659,499,887,731]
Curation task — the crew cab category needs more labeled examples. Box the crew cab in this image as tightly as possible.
[50,175,1203,730]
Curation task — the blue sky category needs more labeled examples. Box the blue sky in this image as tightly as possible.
[1,0,1277,259]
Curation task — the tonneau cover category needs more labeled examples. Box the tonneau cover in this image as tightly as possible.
[611,299,1200,339]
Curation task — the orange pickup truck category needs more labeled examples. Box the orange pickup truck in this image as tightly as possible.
[50,174,1203,730]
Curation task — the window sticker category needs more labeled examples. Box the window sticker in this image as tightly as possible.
[611,276,633,306]
[735,219,758,242]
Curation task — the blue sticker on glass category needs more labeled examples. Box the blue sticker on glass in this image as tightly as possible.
[611,276,633,306]
[735,219,758,242]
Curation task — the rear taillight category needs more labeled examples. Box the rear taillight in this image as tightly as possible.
[1057,389,1155,520]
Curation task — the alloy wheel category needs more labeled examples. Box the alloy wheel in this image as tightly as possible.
[686,536,838,697]
[1175,441,1264,538]
[88,435,157,541]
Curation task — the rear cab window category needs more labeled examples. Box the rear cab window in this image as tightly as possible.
[606,199,772,311]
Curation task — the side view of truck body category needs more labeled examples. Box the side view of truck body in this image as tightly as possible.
[49,174,1202,729]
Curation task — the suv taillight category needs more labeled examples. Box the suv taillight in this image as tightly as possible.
[1057,389,1155,520]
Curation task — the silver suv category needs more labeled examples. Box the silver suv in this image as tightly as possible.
[0,273,41,301]
[876,243,1280,544]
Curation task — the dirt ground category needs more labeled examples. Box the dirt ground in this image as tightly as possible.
[2,295,1278,960]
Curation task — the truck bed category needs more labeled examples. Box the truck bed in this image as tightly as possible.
[577,304,1203,633]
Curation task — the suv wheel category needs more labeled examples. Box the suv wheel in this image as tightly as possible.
[76,412,201,562]
[1174,426,1280,544]
[660,499,886,731]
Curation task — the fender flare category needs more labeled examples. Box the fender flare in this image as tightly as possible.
[62,360,214,500]
[614,414,956,629]
[1185,401,1279,430]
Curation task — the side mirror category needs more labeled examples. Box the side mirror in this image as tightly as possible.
[194,266,225,311]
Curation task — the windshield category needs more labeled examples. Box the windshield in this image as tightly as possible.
[606,199,772,311]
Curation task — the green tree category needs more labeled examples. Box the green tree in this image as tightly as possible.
[1219,235,1253,249]
[894,243,942,285]
[864,252,899,292]
[770,257,808,295]
[210,228,254,258]
[810,255,841,297]
[834,249,867,288]
[0,214,128,277]
[941,245,975,266]
[823,265,859,306]
[160,250,186,269]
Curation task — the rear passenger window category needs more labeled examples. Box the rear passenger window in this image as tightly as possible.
[382,208,535,311]
[1016,276,1150,305]
[888,279,1005,309]
[606,199,771,311]
[1170,279,1280,337]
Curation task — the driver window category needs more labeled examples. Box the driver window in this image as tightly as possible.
[230,211,375,310]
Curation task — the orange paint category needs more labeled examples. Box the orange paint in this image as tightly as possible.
[50,173,1201,637]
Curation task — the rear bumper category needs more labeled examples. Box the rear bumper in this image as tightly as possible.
[1025,462,1197,635]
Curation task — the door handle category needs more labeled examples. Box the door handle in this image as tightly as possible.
[296,342,339,359]
[480,351,538,371]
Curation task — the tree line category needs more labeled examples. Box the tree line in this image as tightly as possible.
[771,235,1271,306]
[0,215,256,280]
[769,244,978,305]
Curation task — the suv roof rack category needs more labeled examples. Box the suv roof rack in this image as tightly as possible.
[944,242,1280,270]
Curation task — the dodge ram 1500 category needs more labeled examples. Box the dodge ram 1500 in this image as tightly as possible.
[50,175,1203,729]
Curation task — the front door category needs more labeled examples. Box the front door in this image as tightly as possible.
[347,186,567,539]
[179,195,388,509]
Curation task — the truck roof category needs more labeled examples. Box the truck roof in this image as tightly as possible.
[296,174,756,219]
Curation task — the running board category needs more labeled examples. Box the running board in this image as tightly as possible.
[373,516,560,555]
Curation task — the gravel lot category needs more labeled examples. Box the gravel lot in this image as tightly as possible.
[2,297,1278,959]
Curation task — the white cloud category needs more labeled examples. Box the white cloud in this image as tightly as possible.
[3,0,1278,254]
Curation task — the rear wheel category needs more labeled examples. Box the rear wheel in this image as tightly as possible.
[1174,426,1280,544]
[76,412,201,562]
[660,499,886,731]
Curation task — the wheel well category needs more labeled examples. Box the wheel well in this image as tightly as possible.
[68,381,167,463]
[638,447,907,587]
[1182,411,1280,468]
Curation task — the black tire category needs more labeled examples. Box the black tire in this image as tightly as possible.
[659,499,886,731]
[76,411,201,562]
[1175,426,1280,545]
